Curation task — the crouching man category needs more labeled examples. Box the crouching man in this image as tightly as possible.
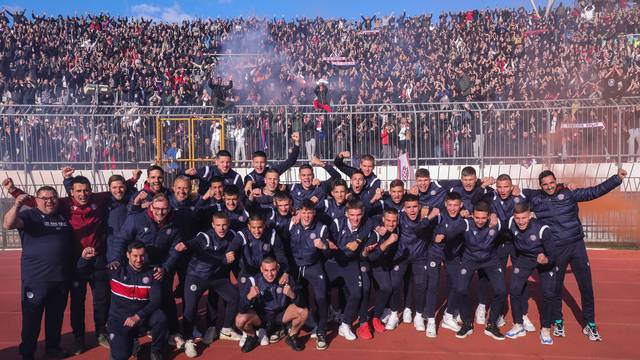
[235,257,308,353]
[80,243,166,360]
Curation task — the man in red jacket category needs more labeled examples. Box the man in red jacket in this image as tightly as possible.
[3,167,140,354]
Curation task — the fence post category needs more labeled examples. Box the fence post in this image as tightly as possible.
[617,105,623,167]
[412,104,419,170]
[546,110,552,169]
[285,106,289,161]
[22,118,29,193]
[479,107,484,178]
[349,105,354,163]
[90,113,97,184]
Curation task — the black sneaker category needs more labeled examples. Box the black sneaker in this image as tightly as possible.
[44,347,69,359]
[484,323,505,340]
[150,350,163,360]
[97,333,110,349]
[456,323,474,338]
[285,334,305,351]
[241,335,260,353]
[315,332,328,350]
[71,336,85,355]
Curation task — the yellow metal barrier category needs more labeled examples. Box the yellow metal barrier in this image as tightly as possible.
[155,115,225,170]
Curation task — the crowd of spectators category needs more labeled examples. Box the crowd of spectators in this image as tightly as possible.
[1,2,640,168]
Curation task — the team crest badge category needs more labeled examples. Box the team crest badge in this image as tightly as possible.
[166,229,172,235]
[361,266,367,273]
[240,277,247,284]
[190,284,197,291]
[460,268,467,275]
[239,216,246,222]
[263,243,270,251]
[430,261,436,268]
[530,235,537,241]
[26,291,34,299]
[310,233,317,239]
[489,229,496,236]
[431,190,436,196]
[514,267,520,274]
[276,287,283,294]
[394,265,400,271]
[142,277,150,284]
[557,194,565,200]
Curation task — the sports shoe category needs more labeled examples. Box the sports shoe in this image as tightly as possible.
[45,347,69,359]
[506,324,526,339]
[169,334,185,350]
[71,336,85,355]
[238,332,247,348]
[484,323,505,340]
[522,315,536,332]
[475,304,487,325]
[338,323,357,340]
[97,333,110,349]
[220,327,243,341]
[426,319,437,338]
[269,329,286,343]
[285,334,305,351]
[372,317,386,333]
[380,308,392,323]
[441,312,461,332]
[315,332,328,350]
[184,340,198,358]
[309,327,318,339]
[540,328,554,345]
[583,323,603,341]
[496,315,506,328]
[553,320,566,337]
[257,328,269,346]
[413,313,426,331]
[358,322,373,339]
[385,312,399,330]
[455,314,462,324]
[202,326,219,345]
[456,323,474,338]
[402,308,413,323]
[240,335,260,353]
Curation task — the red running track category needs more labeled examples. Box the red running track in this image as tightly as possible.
[0,249,638,360]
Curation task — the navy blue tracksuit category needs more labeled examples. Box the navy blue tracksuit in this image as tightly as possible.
[18,208,73,358]
[417,180,460,210]
[238,274,300,327]
[490,193,526,314]
[109,211,183,333]
[394,212,433,314]
[243,145,300,187]
[365,228,399,318]
[523,175,622,324]
[327,217,369,325]
[84,259,166,360]
[189,165,243,196]
[182,229,242,339]
[287,221,330,333]
[290,165,342,209]
[439,219,506,325]
[237,228,289,277]
[508,218,557,328]
[425,213,464,319]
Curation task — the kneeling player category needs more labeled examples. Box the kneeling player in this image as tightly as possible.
[80,243,167,360]
[505,203,557,345]
[235,258,308,353]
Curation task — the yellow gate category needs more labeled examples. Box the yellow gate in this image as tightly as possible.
[155,115,225,170]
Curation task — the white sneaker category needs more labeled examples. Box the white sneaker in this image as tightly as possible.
[441,312,461,332]
[496,315,506,328]
[269,329,286,343]
[220,327,242,341]
[309,327,318,339]
[522,315,536,332]
[238,332,247,348]
[202,326,218,345]
[385,312,399,330]
[257,328,269,346]
[455,314,462,324]
[506,324,526,339]
[413,313,426,331]
[402,308,412,323]
[380,308,392,324]
[475,304,487,325]
[184,340,197,358]
[426,318,437,338]
[338,323,357,341]
[169,334,185,350]
[540,328,554,345]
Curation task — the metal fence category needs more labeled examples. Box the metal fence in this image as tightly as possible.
[1,98,640,248]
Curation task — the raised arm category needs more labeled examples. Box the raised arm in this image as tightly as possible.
[572,170,625,202]
[334,151,357,177]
